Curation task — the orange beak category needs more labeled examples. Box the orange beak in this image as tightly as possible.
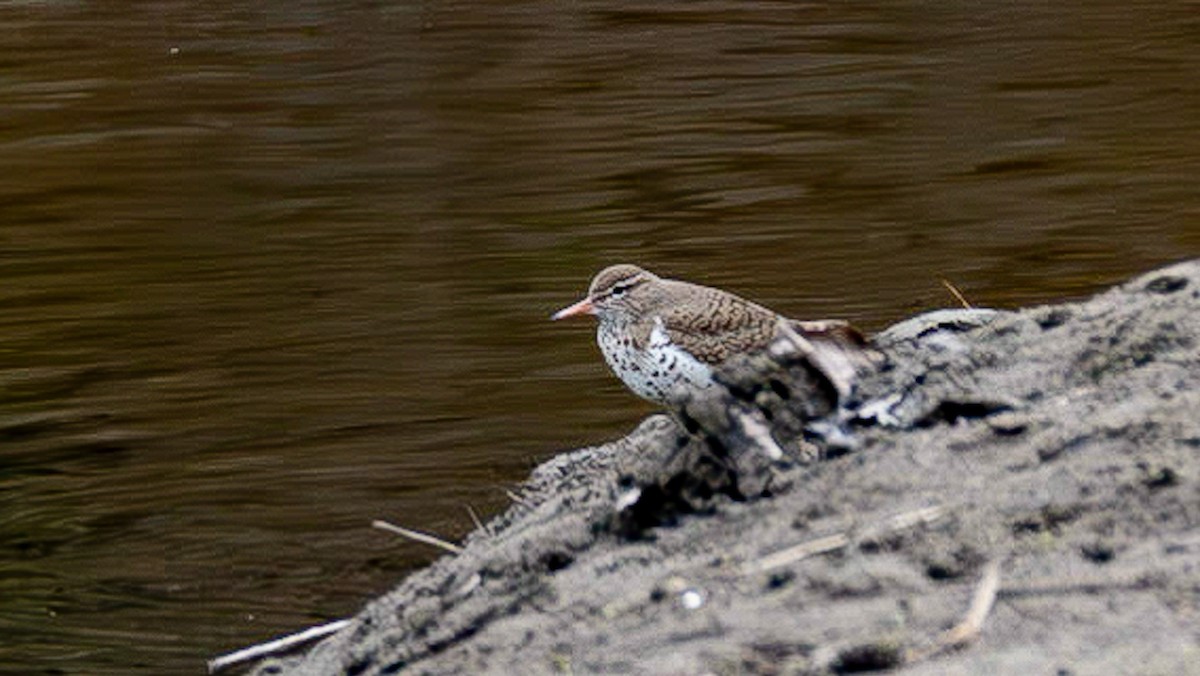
[551,296,596,320]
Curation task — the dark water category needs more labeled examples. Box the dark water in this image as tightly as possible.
[1,1,1196,672]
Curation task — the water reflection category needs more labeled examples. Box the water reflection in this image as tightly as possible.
[0,1,1196,673]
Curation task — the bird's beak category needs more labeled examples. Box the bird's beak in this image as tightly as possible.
[551,296,596,320]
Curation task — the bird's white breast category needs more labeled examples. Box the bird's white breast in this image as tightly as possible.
[597,317,714,405]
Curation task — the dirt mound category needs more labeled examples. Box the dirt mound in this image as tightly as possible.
[254,259,1199,676]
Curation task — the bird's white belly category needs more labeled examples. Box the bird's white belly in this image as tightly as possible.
[598,318,714,405]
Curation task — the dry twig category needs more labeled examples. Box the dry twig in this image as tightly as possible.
[465,504,485,532]
[906,560,1001,663]
[207,619,351,674]
[940,279,973,309]
[741,533,849,575]
[372,519,462,554]
[860,505,947,543]
[742,505,947,575]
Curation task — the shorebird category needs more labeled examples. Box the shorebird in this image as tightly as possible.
[552,264,871,406]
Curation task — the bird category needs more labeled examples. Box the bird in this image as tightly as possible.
[552,264,873,406]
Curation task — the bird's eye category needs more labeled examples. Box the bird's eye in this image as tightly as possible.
[611,282,632,297]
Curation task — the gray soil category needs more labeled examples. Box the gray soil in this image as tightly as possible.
[253,260,1200,676]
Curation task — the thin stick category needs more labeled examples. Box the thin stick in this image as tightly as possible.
[861,505,947,542]
[741,533,849,574]
[207,618,351,674]
[744,504,946,575]
[465,504,485,532]
[504,489,530,507]
[907,560,1001,663]
[945,559,1001,644]
[372,520,462,554]
[940,279,973,309]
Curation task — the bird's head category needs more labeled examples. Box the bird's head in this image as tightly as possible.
[552,264,660,324]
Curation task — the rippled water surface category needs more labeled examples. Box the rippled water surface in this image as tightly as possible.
[1,1,1197,672]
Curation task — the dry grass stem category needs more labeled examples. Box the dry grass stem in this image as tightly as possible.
[861,505,948,543]
[372,520,463,554]
[940,278,973,309]
[207,619,351,674]
[465,504,485,532]
[906,560,1001,663]
[504,489,531,507]
[742,533,849,574]
[744,505,946,575]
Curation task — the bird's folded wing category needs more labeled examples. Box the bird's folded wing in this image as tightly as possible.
[657,292,779,365]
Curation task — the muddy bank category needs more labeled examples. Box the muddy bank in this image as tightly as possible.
[253,260,1199,675]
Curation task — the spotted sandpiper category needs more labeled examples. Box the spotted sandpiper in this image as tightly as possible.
[552,264,872,406]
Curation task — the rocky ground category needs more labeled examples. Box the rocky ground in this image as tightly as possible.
[250,260,1199,676]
